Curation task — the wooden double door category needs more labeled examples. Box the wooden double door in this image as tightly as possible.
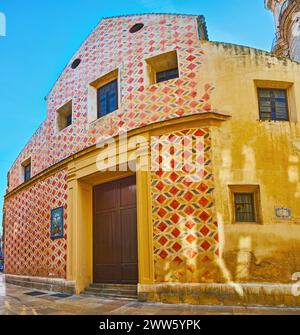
[93,176,138,284]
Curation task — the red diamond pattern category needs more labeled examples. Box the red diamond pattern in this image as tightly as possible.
[201,241,211,251]
[170,213,180,224]
[200,225,210,236]
[159,250,168,259]
[199,211,210,222]
[171,228,181,238]
[152,128,219,283]
[4,170,68,278]
[158,236,168,246]
[184,191,193,202]
[172,242,182,252]
[170,199,180,210]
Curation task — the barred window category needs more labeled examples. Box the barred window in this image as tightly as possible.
[234,193,256,222]
[258,88,289,121]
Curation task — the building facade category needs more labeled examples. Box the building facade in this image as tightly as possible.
[3,13,300,306]
[266,0,300,61]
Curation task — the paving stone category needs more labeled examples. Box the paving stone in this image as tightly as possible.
[1,275,300,315]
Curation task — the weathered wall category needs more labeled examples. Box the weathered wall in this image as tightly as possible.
[4,14,300,289]
[204,42,300,283]
[4,169,68,278]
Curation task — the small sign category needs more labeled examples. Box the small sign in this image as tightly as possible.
[50,206,64,240]
[275,207,291,219]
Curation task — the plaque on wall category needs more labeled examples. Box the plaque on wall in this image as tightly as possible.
[275,207,291,219]
[50,206,64,240]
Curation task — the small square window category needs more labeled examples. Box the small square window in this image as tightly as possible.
[97,79,118,118]
[56,100,73,131]
[89,69,119,122]
[229,185,261,224]
[234,193,256,222]
[22,159,31,182]
[258,88,289,121]
[146,50,179,85]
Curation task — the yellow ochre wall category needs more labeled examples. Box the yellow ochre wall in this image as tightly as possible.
[202,42,300,284]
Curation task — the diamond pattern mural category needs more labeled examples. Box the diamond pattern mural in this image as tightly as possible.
[152,128,219,283]
[4,14,216,282]
[4,170,68,278]
[7,14,214,192]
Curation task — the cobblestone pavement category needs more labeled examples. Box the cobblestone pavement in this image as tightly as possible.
[1,274,300,315]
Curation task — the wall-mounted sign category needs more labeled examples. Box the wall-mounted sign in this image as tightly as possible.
[275,207,291,219]
[50,206,64,240]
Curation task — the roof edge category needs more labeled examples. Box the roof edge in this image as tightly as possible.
[102,12,204,19]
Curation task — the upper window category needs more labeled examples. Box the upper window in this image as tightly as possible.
[234,193,256,223]
[56,100,72,132]
[97,79,118,118]
[145,50,179,85]
[258,88,289,121]
[156,68,179,84]
[22,159,31,182]
[71,58,81,69]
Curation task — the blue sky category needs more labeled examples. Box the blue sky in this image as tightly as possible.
[0,0,274,233]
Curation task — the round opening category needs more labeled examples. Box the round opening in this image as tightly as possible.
[129,23,144,34]
[71,58,81,69]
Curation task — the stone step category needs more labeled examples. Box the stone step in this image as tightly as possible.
[90,283,137,290]
[84,290,137,300]
[86,287,137,295]
[84,283,138,300]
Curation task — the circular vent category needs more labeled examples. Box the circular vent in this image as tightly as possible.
[129,23,144,34]
[71,58,81,69]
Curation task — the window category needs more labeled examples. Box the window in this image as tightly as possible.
[97,79,118,118]
[234,193,256,222]
[71,58,81,69]
[7,172,10,189]
[56,100,72,131]
[22,160,31,182]
[129,23,144,34]
[88,69,119,123]
[258,88,289,121]
[145,50,179,85]
[156,68,179,83]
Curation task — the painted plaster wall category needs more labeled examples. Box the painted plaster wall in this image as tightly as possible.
[7,14,212,192]
[203,42,300,283]
[4,169,68,278]
[151,128,221,283]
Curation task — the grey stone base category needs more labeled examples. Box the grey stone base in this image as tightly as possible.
[138,282,300,307]
[5,274,76,294]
